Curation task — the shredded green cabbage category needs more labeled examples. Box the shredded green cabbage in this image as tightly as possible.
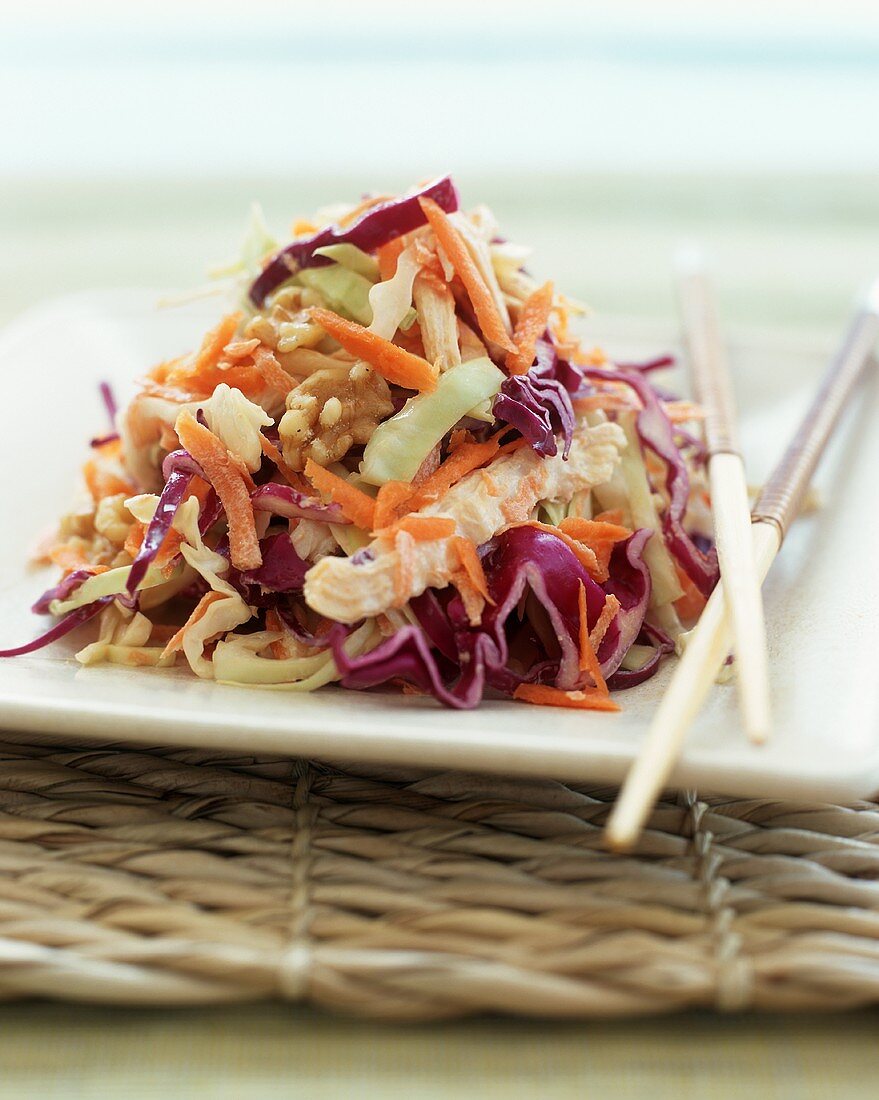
[50,563,183,616]
[360,357,504,486]
[297,265,374,325]
[312,244,380,281]
[213,620,379,688]
[592,413,683,609]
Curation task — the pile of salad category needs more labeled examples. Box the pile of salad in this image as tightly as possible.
[1,176,718,711]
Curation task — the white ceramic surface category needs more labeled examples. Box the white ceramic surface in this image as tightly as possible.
[1,290,876,798]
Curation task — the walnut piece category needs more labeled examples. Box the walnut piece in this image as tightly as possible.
[279,362,393,471]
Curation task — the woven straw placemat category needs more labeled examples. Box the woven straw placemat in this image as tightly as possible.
[0,734,877,1019]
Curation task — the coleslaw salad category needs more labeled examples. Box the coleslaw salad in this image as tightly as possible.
[1,176,716,712]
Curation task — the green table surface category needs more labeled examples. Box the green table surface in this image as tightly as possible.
[2,172,878,1098]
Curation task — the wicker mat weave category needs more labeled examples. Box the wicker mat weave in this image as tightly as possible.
[0,735,878,1019]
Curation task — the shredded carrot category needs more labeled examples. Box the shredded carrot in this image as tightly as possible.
[309,307,438,392]
[570,344,608,367]
[593,508,624,525]
[521,521,603,581]
[406,436,501,512]
[506,281,554,375]
[258,434,308,491]
[193,313,242,375]
[673,562,708,621]
[451,536,494,605]
[48,543,98,572]
[377,237,405,281]
[124,521,146,560]
[393,529,416,605]
[513,683,621,712]
[265,609,296,660]
[304,458,376,530]
[156,313,272,398]
[589,594,620,653]
[161,591,225,658]
[559,517,631,580]
[175,409,262,571]
[578,582,609,694]
[418,198,515,353]
[373,480,415,529]
[292,218,317,237]
[572,393,636,413]
[376,515,456,542]
[82,459,135,503]
[251,345,293,394]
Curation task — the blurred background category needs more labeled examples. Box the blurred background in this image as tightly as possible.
[3,0,879,329]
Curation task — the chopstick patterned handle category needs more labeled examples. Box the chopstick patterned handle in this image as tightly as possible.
[676,253,740,457]
[752,289,879,540]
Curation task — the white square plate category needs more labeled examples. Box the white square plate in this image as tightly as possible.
[1,291,877,799]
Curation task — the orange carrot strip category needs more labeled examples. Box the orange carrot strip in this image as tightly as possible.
[193,313,242,375]
[593,508,624,525]
[377,237,405,281]
[393,529,416,606]
[572,393,636,413]
[451,536,494,605]
[513,683,620,712]
[406,436,501,512]
[560,517,632,579]
[506,281,554,375]
[251,345,294,394]
[175,409,262,571]
[373,480,415,530]
[259,434,310,492]
[375,515,456,542]
[520,521,603,581]
[161,591,225,658]
[418,197,516,353]
[265,608,297,660]
[673,562,708,621]
[578,581,609,695]
[309,307,437,392]
[48,543,93,572]
[82,460,135,503]
[589,594,620,653]
[124,522,146,560]
[304,458,377,530]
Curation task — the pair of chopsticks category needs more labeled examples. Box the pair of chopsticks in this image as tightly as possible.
[605,267,879,852]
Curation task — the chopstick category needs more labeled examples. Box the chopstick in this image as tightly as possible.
[605,281,879,852]
[675,247,771,743]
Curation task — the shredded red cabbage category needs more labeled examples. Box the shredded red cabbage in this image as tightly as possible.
[493,336,583,457]
[249,175,460,307]
[494,374,575,458]
[161,449,206,482]
[251,482,350,525]
[32,568,95,615]
[331,525,657,708]
[99,380,118,428]
[614,354,675,374]
[126,469,193,596]
[0,598,111,658]
[606,621,674,689]
[585,366,719,597]
[238,532,310,592]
